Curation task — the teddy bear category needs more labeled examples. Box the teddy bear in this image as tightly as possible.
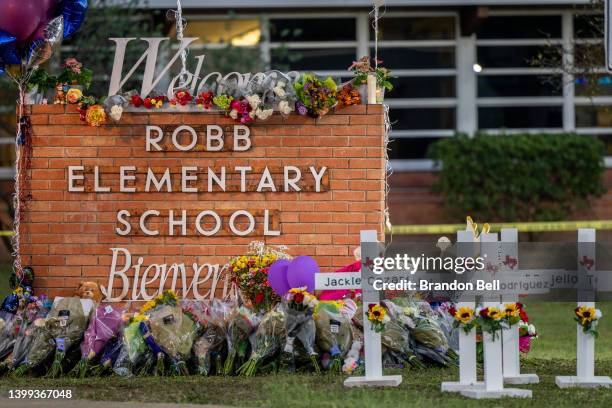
[74,281,103,303]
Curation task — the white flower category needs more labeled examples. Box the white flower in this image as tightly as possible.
[278,100,293,115]
[403,306,417,317]
[594,309,602,319]
[256,108,273,121]
[382,314,391,323]
[229,109,238,120]
[528,324,536,336]
[246,94,261,110]
[273,82,286,97]
[109,105,123,121]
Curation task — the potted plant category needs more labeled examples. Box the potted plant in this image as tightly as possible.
[348,56,394,103]
[26,68,56,104]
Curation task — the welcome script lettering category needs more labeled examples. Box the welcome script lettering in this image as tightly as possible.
[67,124,328,302]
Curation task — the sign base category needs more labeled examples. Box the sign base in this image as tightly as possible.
[344,375,403,388]
[440,381,484,392]
[460,388,532,399]
[504,373,539,384]
[555,376,612,388]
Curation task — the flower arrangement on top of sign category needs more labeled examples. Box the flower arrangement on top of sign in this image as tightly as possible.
[23,53,394,127]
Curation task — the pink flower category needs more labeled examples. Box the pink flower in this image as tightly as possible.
[519,336,531,353]
[64,57,82,74]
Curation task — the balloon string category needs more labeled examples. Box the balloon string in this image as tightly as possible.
[168,0,190,88]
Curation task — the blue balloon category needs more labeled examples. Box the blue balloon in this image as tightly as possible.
[0,29,16,46]
[61,0,88,39]
[2,293,19,314]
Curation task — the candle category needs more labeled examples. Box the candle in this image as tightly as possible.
[367,74,377,104]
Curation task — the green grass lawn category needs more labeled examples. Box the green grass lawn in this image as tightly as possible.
[0,301,610,406]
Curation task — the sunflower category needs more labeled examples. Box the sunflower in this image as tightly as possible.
[487,307,503,321]
[368,304,387,322]
[455,306,474,324]
[504,303,521,318]
[575,305,596,324]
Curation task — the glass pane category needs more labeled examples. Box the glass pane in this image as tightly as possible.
[373,47,455,69]
[575,75,612,96]
[270,18,356,42]
[271,48,355,71]
[391,76,455,98]
[391,108,455,130]
[375,17,456,40]
[476,16,561,39]
[478,75,562,97]
[595,134,612,156]
[477,46,546,68]
[182,19,261,45]
[389,137,440,160]
[576,105,612,127]
[478,106,563,128]
[574,14,604,39]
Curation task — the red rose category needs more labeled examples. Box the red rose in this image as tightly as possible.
[519,309,529,323]
[368,303,375,311]
[254,293,264,304]
[448,307,457,317]
[516,302,524,310]
[479,308,489,318]
[293,292,305,304]
[143,98,153,109]
[131,95,143,107]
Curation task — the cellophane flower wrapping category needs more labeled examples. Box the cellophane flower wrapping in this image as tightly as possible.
[0,312,17,361]
[148,305,196,375]
[223,306,258,375]
[113,317,153,377]
[313,301,353,373]
[190,300,230,376]
[9,298,50,369]
[72,304,124,377]
[92,336,123,375]
[384,299,456,367]
[280,290,320,373]
[16,297,89,377]
[237,307,286,377]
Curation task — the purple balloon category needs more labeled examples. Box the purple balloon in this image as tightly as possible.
[0,0,57,43]
[267,259,291,296]
[287,256,319,292]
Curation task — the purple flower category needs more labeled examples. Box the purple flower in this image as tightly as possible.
[295,101,308,115]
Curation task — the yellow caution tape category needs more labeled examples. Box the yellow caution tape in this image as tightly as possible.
[389,220,612,235]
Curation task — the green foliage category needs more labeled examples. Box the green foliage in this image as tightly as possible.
[428,133,606,222]
[57,67,94,90]
[27,69,57,93]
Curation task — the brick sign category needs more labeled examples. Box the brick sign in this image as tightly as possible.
[21,104,386,301]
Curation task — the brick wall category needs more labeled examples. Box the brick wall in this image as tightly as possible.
[22,104,386,299]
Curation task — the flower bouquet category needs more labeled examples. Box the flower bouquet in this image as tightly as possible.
[293,73,338,117]
[475,306,505,341]
[575,305,601,338]
[237,308,286,377]
[378,314,425,369]
[223,306,258,375]
[191,300,231,376]
[229,241,291,313]
[14,297,90,377]
[280,288,320,374]
[147,304,196,375]
[113,315,155,377]
[0,312,17,361]
[6,296,50,371]
[71,304,124,378]
[313,301,353,374]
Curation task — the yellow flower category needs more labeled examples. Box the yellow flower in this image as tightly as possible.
[504,303,521,318]
[66,88,83,104]
[85,105,106,127]
[575,306,596,323]
[455,306,474,324]
[368,304,387,322]
[488,307,503,321]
